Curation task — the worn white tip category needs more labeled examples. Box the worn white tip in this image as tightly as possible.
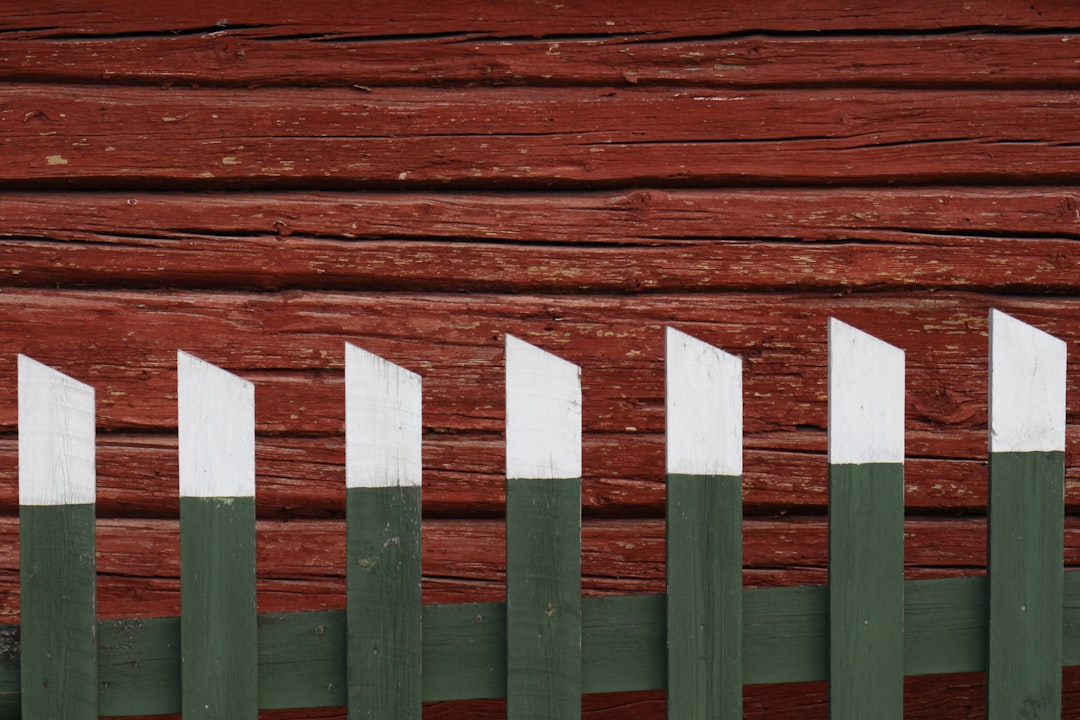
[665,328,742,475]
[345,343,422,488]
[828,319,905,465]
[990,309,1066,453]
[505,335,582,479]
[18,355,95,506]
[178,351,255,497]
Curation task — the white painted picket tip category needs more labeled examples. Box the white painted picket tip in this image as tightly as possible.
[18,355,95,506]
[345,343,423,488]
[665,327,742,476]
[505,335,582,480]
[828,319,905,465]
[177,351,255,498]
[990,309,1066,453]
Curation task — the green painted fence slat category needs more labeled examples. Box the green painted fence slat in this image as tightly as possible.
[827,320,905,720]
[828,464,905,718]
[20,505,97,720]
[180,497,258,719]
[347,486,422,718]
[18,356,97,720]
[665,328,743,719]
[178,352,258,720]
[506,477,583,719]
[667,474,742,718]
[345,344,423,720]
[986,310,1067,720]
[505,336,582,720]
[987,452,1064,719]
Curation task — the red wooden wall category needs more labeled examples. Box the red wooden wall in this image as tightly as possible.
[2,1,1080,717]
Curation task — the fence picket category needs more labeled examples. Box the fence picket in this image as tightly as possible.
[3,316,1078,718]
[827,319,905,720]
[178,351,258,720]
[987,309,1066,720]
[505,335,582,720]
[345,343,423,719]
[17,356,97,719]
[665,328,743,719]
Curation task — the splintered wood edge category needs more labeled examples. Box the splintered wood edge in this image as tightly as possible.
[828,319,905,465]
[990,309,1066,453]
[18,355,96,506]
[344,342,422,488]
[665,327,742,476]
[505,335,581,480]
[177,350,255,498]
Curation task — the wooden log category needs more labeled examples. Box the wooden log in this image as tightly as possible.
[3,189,1080,294]
[4,33,1079,89]
[4,87,1080,188]
[5,189,1079,245]
[3,0,1077,38]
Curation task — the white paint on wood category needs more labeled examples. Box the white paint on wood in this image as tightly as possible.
[345,343,422,488]
[990,309,1066,453]
[828,319,905,465]
[665,327,742,476]
[178,351,255,498]
[505,335,582,480]
[18,355,95,506]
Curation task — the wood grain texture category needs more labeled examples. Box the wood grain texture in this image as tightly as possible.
[4,0,1079,38]
[3,0,1080,716]
[3,189,1080,294]
[5,33,1080,89]
[4,87,1080,189]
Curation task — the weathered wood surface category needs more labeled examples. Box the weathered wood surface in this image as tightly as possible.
[5,87,1080,188]
[3,190,1080,293]
[5,0,1079,37]
[4,1,1080,716]
[0,291,1079,518]
[5,33,1080,89]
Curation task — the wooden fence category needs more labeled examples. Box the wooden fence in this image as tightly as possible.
[3,309,1071,719]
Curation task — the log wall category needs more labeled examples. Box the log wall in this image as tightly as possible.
[2,1,1080,717]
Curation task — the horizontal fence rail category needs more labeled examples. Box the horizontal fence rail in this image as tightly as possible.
[3,310,1071,718]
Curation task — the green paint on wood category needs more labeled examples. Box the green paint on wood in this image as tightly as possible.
[666,473,741,718]
[19,503,96,719]
[180,496,257,720]
[828,463,904,720]
[987,451,1064,720]
[347,485,422,719]
[99,616,180,717]
[506,477,581,720]
[3,573,1080,716]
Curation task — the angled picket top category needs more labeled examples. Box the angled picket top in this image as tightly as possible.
[3,309,1071,719]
